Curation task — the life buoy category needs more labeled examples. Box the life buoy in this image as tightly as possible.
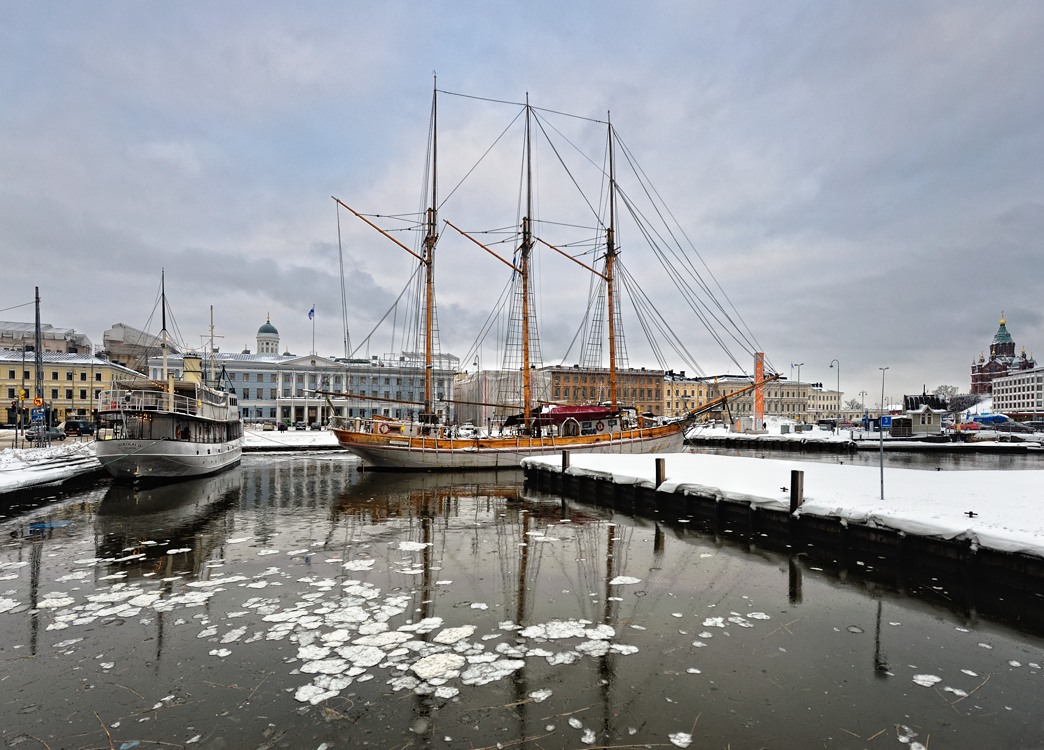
[110,401,117,409]
[379,423,390,434]
[595,421,605,431]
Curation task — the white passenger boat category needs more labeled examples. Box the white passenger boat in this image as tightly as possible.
[96,277,242,481]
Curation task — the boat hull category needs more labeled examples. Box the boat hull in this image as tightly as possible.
[96,437,243,480]
[330,423,685,470]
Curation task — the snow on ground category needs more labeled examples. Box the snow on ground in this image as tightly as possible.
[0,440,99,493]
[0,427,340,493]
[521,452,1044,559]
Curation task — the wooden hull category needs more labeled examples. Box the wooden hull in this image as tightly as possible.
[330,422,686,470]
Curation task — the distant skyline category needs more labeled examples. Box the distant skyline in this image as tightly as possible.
[3,2,1043,407]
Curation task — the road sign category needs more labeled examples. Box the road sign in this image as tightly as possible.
[880,416,892,429]
[33,397,43,407]
[30,407,44,420]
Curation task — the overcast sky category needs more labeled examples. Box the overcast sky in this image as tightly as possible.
[3,2,1042,408]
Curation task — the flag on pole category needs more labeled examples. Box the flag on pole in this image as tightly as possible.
[308,306,315,320]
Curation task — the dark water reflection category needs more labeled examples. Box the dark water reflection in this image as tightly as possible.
[1,453,1043,749]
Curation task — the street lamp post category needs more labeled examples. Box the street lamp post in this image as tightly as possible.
[879,366,889,500]
[792,362,804,421]
[829,359,840,419]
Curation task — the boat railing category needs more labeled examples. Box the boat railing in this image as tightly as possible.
[109,387,222,417]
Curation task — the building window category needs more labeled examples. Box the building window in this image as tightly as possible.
[79,389,87,400]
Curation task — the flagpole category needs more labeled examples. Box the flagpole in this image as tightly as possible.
[311,304,315,355]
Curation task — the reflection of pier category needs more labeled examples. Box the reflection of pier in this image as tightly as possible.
[525,463,1044,636]
[95,469,242,579]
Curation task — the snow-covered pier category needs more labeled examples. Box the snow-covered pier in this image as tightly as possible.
[522,452,1044,621]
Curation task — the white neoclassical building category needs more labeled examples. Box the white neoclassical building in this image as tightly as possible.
[147,318,459,426]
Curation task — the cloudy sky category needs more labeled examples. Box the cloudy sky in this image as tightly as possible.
[3,2,1042,408]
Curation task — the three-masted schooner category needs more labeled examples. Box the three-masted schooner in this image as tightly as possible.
[328,89,776,470]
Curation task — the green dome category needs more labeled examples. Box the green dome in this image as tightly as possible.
[258,315,278,336]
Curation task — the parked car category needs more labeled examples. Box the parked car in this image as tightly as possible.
[295,421,306,430]
[62,419,95,436]
[261,422,276,431]
[1025,421,1044,432]
[996,420,1035,434]
[310,422,323,430]
[958,421,981,431]
[26,425,66,442]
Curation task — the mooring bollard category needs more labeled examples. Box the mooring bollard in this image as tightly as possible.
[562,450,570,471]
[790,469,804,513]
[655,457,666,486]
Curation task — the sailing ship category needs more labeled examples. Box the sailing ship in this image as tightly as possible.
[96,275,243,480]
[328,89,776,470]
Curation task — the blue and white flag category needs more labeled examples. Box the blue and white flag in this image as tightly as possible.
[308,306,315,320]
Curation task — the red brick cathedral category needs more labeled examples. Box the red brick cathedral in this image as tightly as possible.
[971,313,1036,395]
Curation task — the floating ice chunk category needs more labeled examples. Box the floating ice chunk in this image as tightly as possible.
[343,559,376,571]
[398,541,431,551]
[411,653,466,681]
[609,576,641,585]
[299,644,332,661]
[585,624,615,640]
[546,651,580,666]
[520,620,586,640]
[944,686,969,697]
[294,684,336,704]
[187,576,247,588]
[167,548,192,555]
[747,612,771,620]
[912,674,942,687]
[38,595,75,609]
[470,602,488,610]
[686,667,702,674]
[354,631,410,648]
[301,658,349,675]
[460,658,524,685]
[257,549,280,556]
[529,688,553,703]
[399,617,443,634]
[961,669,978,677]
[581,728,596,744]
[568,718,583,729]
[669,731,693,747]
[337,645,385,668]
[702,618,725,628]
[221,626,247,643]
[435,580,452,585]
[434,686,459,699]
[226,536,251,544]
[209,648,231,658]
[433,625,476,645]
[577,640,610,657]
[610,644,639,655]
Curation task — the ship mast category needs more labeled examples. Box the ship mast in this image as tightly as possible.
[605,117,619,412]
[421,85,439,424]
[521,100,534,431]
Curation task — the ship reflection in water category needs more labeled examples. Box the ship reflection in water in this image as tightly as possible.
[0,455,1041,750]
[94,469,243,579]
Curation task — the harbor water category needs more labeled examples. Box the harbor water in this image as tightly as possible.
[2,452,1043,749]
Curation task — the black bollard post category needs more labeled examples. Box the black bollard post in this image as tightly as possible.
[790,469,804,513]
[655,457,666,487]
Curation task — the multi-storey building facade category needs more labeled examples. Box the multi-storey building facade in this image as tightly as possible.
[545,365,664,417]
[2,350,144,426]
[991,367,1044,420]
